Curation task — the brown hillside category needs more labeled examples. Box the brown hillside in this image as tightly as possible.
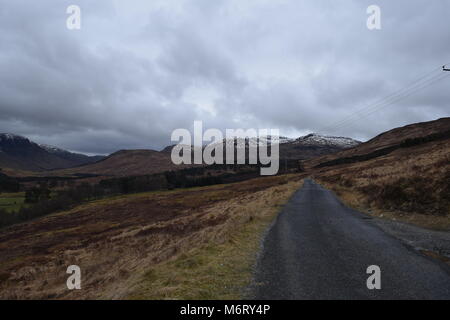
[49,149,193,177]
[0,175,303,299]
[311,118,450,228]
[307,117,450,168]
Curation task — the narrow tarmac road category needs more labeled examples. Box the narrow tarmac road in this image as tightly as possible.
[252,179,450,299]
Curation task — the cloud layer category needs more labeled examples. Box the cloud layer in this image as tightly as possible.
[0,0,449,154]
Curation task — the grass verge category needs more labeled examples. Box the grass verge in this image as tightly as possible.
[317,180,450,231]
[126,179,303,300]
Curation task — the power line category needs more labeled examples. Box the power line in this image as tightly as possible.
[317,64,450,134]
[322,74,449,133]
[320,72,449,133]
[319,72,440,132]
[318,66,443,133]
[326,73,450,131]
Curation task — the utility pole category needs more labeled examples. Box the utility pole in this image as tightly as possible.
[443,65,450,71]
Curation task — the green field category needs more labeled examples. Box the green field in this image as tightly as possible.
[0,192,26,213]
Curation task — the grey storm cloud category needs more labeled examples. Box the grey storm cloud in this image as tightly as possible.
[0,0,449,154]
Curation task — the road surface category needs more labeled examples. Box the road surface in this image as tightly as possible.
[252,179,450,299]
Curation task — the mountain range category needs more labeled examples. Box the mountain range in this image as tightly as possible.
[0,134,103,172]
[0,132,361,176]
[305,117,450,169]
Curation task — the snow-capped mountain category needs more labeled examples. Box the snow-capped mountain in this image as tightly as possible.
[0,134,29,153]
[0,133,103,171]
[278,133,361,160]
[208,133,358,149]
[222,135,293,148]
[293,133,361,148]
[0,133,27,141]
[164,133,358,158]
[164,133,360,162]
[39,143,67,154]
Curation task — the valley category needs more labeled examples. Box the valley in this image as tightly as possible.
[0,174,303,299]
[0,117,449,299]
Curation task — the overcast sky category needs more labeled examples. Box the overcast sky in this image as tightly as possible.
[0,0,449,154]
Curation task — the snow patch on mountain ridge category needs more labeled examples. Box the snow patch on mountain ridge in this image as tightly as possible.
[295,133,361,148]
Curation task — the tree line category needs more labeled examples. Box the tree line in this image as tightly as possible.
[0,161,301,228]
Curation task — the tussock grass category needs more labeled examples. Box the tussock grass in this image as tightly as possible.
[316,140,450,230]
[126,179,302,300]
[0,174,303,299]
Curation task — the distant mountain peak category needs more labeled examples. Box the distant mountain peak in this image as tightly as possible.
[294,133,361,148]
[0,133,104,171]
[0,133,29,141]
[38,143,70,155]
